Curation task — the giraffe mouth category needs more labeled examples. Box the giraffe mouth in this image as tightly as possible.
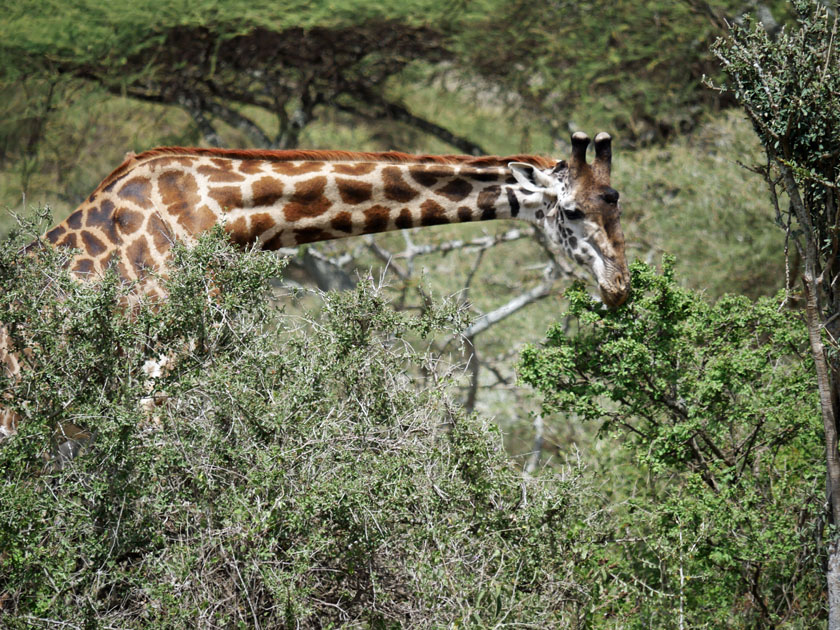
[600,285,630,308]
[598,266,630,308]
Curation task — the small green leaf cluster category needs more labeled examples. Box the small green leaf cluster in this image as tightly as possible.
[0,216,606,628]
[713,1,839,191]
[520,258,825,627]
[712,1,839,294]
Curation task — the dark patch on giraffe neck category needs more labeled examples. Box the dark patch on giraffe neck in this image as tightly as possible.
[58,233,77,250]
[103,172,130,193]
[177,205,217,234]
[272,162,325,176]
[197,163,246,183]
[461,169,501,182]
[81,231,106,257]
[208,186,245,211]
[477,185,501,220]
[86,200,119,244]
[73,259,94,275]
[262,230,286,250]
[115,207,144,235]
[294,227,326,244]
[66,210,84,230]
[382,167,419,203]
[226,212,274,247]
[252,176,284,207]
[332,163,376,176]
[436,178,473,202]
[409,165,455,188]
[331,211,354,233]
[125,235,152,278]
[420,199,449,226]
[395,208,413,229]
[159,171,201,216]
[45,225,66,244]
[336,177,373,205]
[505,188,520,218]
[148,213,176,254]
[363,205,390,233]
[238,160,266,175]
[283,176,332,222]
[457,207,473,222]
[118,177,153,208]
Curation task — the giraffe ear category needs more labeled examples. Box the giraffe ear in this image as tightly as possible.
[509,162,554,191]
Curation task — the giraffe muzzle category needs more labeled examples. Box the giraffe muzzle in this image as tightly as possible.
[599,271,630,308]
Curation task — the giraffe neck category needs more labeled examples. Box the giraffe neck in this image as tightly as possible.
[44,149,554,287]
[222,158,529,249]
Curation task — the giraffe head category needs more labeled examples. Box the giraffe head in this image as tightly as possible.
[509,131,629,308]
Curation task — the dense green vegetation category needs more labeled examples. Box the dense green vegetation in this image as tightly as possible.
[0,224,607,627]
[521,260,824,627]
[1,0,837,627]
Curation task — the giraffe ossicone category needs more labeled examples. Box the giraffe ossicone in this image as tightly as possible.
[0,133,629,438]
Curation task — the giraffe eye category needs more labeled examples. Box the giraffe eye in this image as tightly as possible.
[563,208,584,221]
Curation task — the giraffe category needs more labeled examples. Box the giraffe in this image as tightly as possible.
[0,131,629,438]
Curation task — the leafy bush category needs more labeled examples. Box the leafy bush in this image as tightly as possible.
[520,258,825,628]
[0,215,605,628]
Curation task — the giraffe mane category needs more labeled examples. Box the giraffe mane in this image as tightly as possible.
[94,147,556,192]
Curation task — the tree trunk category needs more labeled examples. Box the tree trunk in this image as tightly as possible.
[803,275,840,629]
[831,541,840,630]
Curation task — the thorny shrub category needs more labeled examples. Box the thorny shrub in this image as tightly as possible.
[0,211,605,629]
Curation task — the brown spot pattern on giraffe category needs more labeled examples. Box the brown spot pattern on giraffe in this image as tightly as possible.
[147,213,175,254]
[363,205,390,233]
[208,186,244,211]
[409,165,455,188]
[115,207,145,235]
[73,259,94,275]
[420,200,449,226]
[382,167,419,203]
[86,200,119,244]
[126,235,152,277]
[262,230,286,250]
[81,232,106,257]
[102,173,129,193]
[146,157,194,171]
[58,233,77,249]
[395,208,413,229]
[178,205,217,234]
[283,177,332,222]
[477,186,501,220]
[46,225,66,244]
[226,212,275,246]
[118,177,153,208]
[331,211,354,233]
[238,161,266,175]
[336,178,373,205]
[436,178,473,201]
[272,162,325,176]
[294,227,326,244]
[252,177,284,207]
[332,163,376,176]
[66,210,84,230]
[457,207,473,222]
[159,171,201,216]
[460,168,501,182]
[226,218,249,246]
[197,164,246,183]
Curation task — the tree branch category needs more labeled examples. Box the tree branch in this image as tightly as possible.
[336,97,487,156]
